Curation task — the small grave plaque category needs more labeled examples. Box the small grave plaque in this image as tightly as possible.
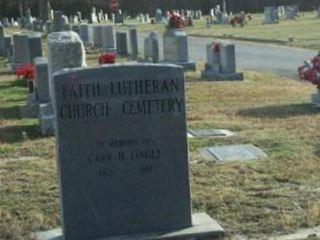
[201,144,267,162]
[188,129,235,138]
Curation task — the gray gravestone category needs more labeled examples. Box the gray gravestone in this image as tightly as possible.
[285,5,298,20]
[34,57,49,104]
[101,25,115,52]
[129,28,138,59]
[201,144,267,163]
[90,7,98,24]
[201,43,243,81]
[34,63,225,240]
[39,0,50,21]
[116,32,128,56]
[39,103,55,135]
[47,31,86,103]
[0,24,4,56]
[41,31,86,136]
[93,25,103,47]
[4,36,12,60]
[53,11,63,32]
[13,33,31,65]
[163,29,196,71]
[264,6,278,24]
[144,32,159,63]
[28,33,43,61]
[155,9,163,23]
[79,24,89,44]
[55,64,190,239]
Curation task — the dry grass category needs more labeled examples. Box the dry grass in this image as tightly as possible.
[119,11,320,50]
[0,55,320,240]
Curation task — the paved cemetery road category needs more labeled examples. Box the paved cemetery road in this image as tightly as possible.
[138,32,316,78]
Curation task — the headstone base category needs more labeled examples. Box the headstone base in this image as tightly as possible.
[163,61,196,71]
[33,213,224,240]
[20,93,39,118]
[39,103,55,136]
[201,71,244,81]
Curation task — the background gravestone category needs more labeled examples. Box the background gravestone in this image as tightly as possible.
[0,24,4,56]
[34,57,49,104]
[163,29,196,71]
[116,31,128,56]
[52,10,63,32]
[129,28,138,59]
[101,25,115,52]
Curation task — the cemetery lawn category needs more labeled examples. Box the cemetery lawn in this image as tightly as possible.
[120,12,320,50]
[0,57,320,239]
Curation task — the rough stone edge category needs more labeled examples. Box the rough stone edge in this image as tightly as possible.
[32,213,225,240]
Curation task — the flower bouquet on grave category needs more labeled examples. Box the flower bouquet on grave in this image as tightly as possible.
[167,12,185,29]
[16,64,35,88]
[98,52,116,65]
[298,52,320,88]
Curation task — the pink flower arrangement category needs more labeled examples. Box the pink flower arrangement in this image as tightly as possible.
[298,53,320,87]
[167,12,185,29]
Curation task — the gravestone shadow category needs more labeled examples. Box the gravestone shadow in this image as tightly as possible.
[0,124,42,143]
[0,105,22,119]
[0,79,27,91]
[237,103,319,119]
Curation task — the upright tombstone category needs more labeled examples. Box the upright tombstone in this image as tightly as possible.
[47,31,86,103]
[285,5,298,20]
[144,32,159,63]
[129,28,138,59]
[0,24,4,56]
[34,57,49,104]
[201,42,243,81]
[40,31,86,136]
[264,6,278,24]
[93,25,103,47]
[39,0,50,21]
[25,8,33,29]
[53,11,63,32]
[28,33,43,61]
[90,7,98,23]
[116,31,128,56]
[101,25,115,52]
[79,24,89,44]
[35,63,225,240]
[114,12,124,24]
[163,29,196,71]
[13,33,31,66]
[4,36,12,60]
[155,8,163,23]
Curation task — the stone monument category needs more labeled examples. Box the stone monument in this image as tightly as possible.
[201,42,243,81]
[34,63,225,240]
[163,29,196,71]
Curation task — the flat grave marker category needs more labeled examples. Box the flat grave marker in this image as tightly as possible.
[201,144,267,163]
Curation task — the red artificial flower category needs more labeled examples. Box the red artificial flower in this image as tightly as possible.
[212,42,221,53]
[98,53,116,65]
[16,64,35,80]
[168,12,185,29]
[298,54,320,86]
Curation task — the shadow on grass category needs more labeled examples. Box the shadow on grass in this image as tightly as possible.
[0,106,22,119]
[237,103,319,119]
[0,124,42,143]
[0,79,27,91]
